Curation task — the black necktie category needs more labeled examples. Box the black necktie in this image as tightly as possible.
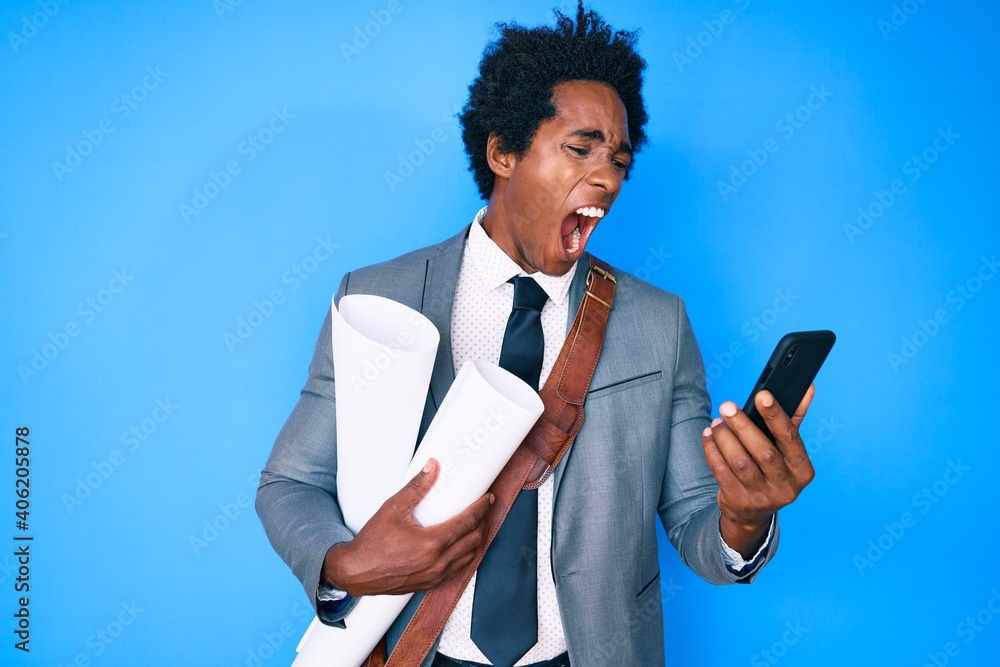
[471,276,547,667]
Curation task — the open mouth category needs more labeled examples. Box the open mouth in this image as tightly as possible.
[561,206,606,257]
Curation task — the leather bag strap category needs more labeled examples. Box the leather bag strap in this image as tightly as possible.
[372,256,616,667]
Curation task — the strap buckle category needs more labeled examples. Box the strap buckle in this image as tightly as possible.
[589,262,616,284]
[585,261,615,309]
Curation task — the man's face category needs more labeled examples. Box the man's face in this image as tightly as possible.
[483,80,632,276]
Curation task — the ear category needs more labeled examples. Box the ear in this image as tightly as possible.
[485,133,516,179]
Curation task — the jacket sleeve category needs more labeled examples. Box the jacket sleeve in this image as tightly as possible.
[656,297,780,585]
[255,274,361,625]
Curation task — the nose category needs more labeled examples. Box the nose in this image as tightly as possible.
[586,158,623,196]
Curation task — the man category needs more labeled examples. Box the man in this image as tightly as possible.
[257,5,816,666]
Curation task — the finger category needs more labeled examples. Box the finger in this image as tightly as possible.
[428,540,483,588]
[397,458,440,512]
[701,425,745,494]
[754,390,802,453]
[424,495,493,583]
[441,520,489,567]
[790,383,816,427]
[439,545,478,582]
[432,492,493,545]
[715,402,771,485]
[753,392,814,482]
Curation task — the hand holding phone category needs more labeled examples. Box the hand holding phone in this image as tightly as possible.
[701,330,835,556]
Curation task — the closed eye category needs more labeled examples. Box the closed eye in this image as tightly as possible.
[568,144,630,172]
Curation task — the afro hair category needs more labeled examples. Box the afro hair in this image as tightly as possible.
[459,2,648,200]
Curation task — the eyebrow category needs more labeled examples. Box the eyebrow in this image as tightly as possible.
[570,129,633,156]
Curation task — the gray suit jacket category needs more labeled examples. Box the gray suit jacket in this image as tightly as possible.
[257,225,778,667]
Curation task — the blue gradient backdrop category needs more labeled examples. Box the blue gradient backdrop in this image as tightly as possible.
[2,1,997,665]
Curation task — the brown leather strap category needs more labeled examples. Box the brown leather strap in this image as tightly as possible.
[364,637,388,667]
[378,257,616,667]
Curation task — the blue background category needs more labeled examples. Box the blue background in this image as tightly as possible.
[2,1,998,665]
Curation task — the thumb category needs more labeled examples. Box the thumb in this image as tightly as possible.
[397,458,439,512]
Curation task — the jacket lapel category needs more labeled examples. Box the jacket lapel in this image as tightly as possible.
[421,225,470,412]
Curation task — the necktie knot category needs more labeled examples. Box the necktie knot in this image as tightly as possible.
[510,276,548,313]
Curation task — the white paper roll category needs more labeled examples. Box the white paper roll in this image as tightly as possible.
[294,360,544,667]
[330,294,440,533]
[294,595,411,667]
[406,360,544,527]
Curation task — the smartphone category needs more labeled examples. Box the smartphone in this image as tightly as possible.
[742,330,836,443]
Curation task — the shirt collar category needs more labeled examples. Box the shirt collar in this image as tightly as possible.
[467,206,577,307]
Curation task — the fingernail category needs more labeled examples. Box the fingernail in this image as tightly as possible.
[703,427,712,437]
[760,392,774,408]
[711,417,723,427]
[422,460,432,473]
[489,494,495,505]
[720,402,737,418]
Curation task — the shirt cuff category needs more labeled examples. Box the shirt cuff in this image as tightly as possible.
[720,514,776,580]
[316,583,357,627]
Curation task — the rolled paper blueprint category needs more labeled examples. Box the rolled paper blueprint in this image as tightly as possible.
[330,294,440,533]
[403,360,545,526]
[294,360,545,667]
